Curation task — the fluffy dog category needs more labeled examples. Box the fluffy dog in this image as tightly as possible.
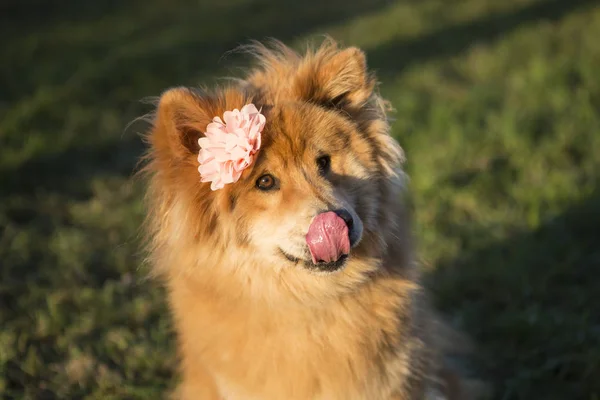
[142,39,476,399]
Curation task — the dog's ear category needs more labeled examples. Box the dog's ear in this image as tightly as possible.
[150,87,214,162]
[295,47,376,111]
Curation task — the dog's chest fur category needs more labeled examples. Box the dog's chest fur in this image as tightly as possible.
[169,276,428,400]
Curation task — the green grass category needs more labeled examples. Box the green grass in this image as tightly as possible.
[2,0,599,398]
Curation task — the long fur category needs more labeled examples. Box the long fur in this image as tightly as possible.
[141,39,481,400]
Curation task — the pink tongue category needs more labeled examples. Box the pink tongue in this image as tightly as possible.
[306,211,350,264]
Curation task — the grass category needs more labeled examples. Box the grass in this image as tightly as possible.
[2,0,599,398]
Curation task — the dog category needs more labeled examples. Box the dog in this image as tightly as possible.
[142,39,479,399]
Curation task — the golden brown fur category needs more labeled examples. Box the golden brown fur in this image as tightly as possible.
[142,39,479,399]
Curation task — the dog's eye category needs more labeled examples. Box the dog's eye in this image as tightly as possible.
[316,155,331,175]
[256,174,277,191]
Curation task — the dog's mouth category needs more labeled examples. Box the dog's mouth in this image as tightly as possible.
[278,248,349,272]
[278,210,359,273]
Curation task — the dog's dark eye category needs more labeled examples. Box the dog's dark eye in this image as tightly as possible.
[256,174,276,191]
[316,155,331,175]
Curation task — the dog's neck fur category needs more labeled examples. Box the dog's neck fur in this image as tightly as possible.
[167,267,430,400]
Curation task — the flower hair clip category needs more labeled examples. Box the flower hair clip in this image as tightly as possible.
[197,104,266,191]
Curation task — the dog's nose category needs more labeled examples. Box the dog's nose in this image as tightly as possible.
[333,209,353,229]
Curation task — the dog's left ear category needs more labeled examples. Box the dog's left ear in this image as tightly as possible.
[150,87,213,163]
[150,87,249,163]
[296,47,376,111]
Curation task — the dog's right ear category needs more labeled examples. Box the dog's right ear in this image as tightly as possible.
[294,46,376,113]
[151,87,214,162]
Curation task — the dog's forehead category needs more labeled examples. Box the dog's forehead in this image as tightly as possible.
[262,103,350,155]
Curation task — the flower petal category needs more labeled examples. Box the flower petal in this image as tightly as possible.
[241,104,259,115]
[198,103,266,190]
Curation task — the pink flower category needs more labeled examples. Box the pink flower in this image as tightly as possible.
[197,104,265,190]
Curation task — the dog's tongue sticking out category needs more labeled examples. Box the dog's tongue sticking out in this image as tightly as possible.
[306,212,350,264]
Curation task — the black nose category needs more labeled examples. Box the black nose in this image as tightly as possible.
[333,209,353,229]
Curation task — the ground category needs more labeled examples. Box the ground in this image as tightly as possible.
[1,0,599,399]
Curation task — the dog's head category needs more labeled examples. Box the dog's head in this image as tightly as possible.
[145,40,406,300]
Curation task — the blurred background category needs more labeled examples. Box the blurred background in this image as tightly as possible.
[2,0,599,398]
